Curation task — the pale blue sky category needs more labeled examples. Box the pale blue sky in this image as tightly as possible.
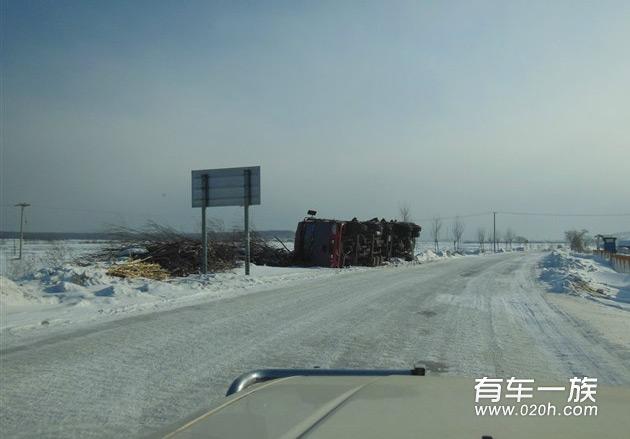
[2,1,629,239]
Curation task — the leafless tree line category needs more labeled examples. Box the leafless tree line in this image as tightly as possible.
[399,204,531,253]
[430,215,466,252]
[430,217,526,253]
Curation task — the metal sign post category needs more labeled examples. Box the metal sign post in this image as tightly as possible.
[191,166,260,275]
[244,169,251,275]
[201,175,209,274]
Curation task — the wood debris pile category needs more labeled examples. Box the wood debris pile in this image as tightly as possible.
[107,260,170,280]
[250,234,293,267]
[92,222,292,278]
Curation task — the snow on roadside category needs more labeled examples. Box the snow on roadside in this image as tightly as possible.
[539,249,630,308]
[0,246,474,337]
[0,263,358,335]
[414,248,467,263]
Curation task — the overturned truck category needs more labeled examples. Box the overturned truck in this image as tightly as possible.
[294,216,421,268]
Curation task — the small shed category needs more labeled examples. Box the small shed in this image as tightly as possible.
[602,236,617,253]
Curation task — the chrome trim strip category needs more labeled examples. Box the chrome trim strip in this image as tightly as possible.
[226,367,425,396]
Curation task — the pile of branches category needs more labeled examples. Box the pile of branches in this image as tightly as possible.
[95,222,238,277]
[92,222,293,277]
[250,233,293,267]
[107,260,169,280]
[218,229,293,267]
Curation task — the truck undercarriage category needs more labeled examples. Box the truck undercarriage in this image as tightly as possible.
[294,217,421,268]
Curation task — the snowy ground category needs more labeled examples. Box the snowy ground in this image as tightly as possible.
[539,248,630,308]
[1,240,462,340]
[1,245,629,437]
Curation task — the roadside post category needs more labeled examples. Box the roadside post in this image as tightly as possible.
[192,166,260,275]
[493,211,497,253]
[244,169,251,275]
[14,203,30,260]
[201,175,209,274]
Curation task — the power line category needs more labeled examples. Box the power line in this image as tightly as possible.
[0,203,118,215]
[415,212,492,222]
[415,211,630,221]
[497,211,630,218]
[1,203,191,220]
[3,203,629,228]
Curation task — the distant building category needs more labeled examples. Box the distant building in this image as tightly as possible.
[595,235,618,253]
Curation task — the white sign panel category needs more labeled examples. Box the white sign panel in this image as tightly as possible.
[191,166,261,207]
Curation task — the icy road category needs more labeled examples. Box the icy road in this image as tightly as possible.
[2,252,629,437]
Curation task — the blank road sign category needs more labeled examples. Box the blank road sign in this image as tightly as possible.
[192,166,260,207]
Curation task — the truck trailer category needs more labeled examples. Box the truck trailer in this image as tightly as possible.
[294,216,421,268]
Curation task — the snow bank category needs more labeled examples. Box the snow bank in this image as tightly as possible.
[0,261,365,334]
[415,249,460,263]
[1,276,37,306]
[539,249,630,306]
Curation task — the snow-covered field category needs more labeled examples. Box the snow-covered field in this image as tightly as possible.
[1,240,463,339]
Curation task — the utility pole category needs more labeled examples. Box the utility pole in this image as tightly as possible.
[15,203,30,260]
[493,211,497,253]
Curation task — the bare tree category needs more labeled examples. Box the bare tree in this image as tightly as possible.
[430,216,442,252]
[451,217,465,252]
[398,203,412,222]
[565,229,590,252]
[477,228,486,252]
[505,228,515,250]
